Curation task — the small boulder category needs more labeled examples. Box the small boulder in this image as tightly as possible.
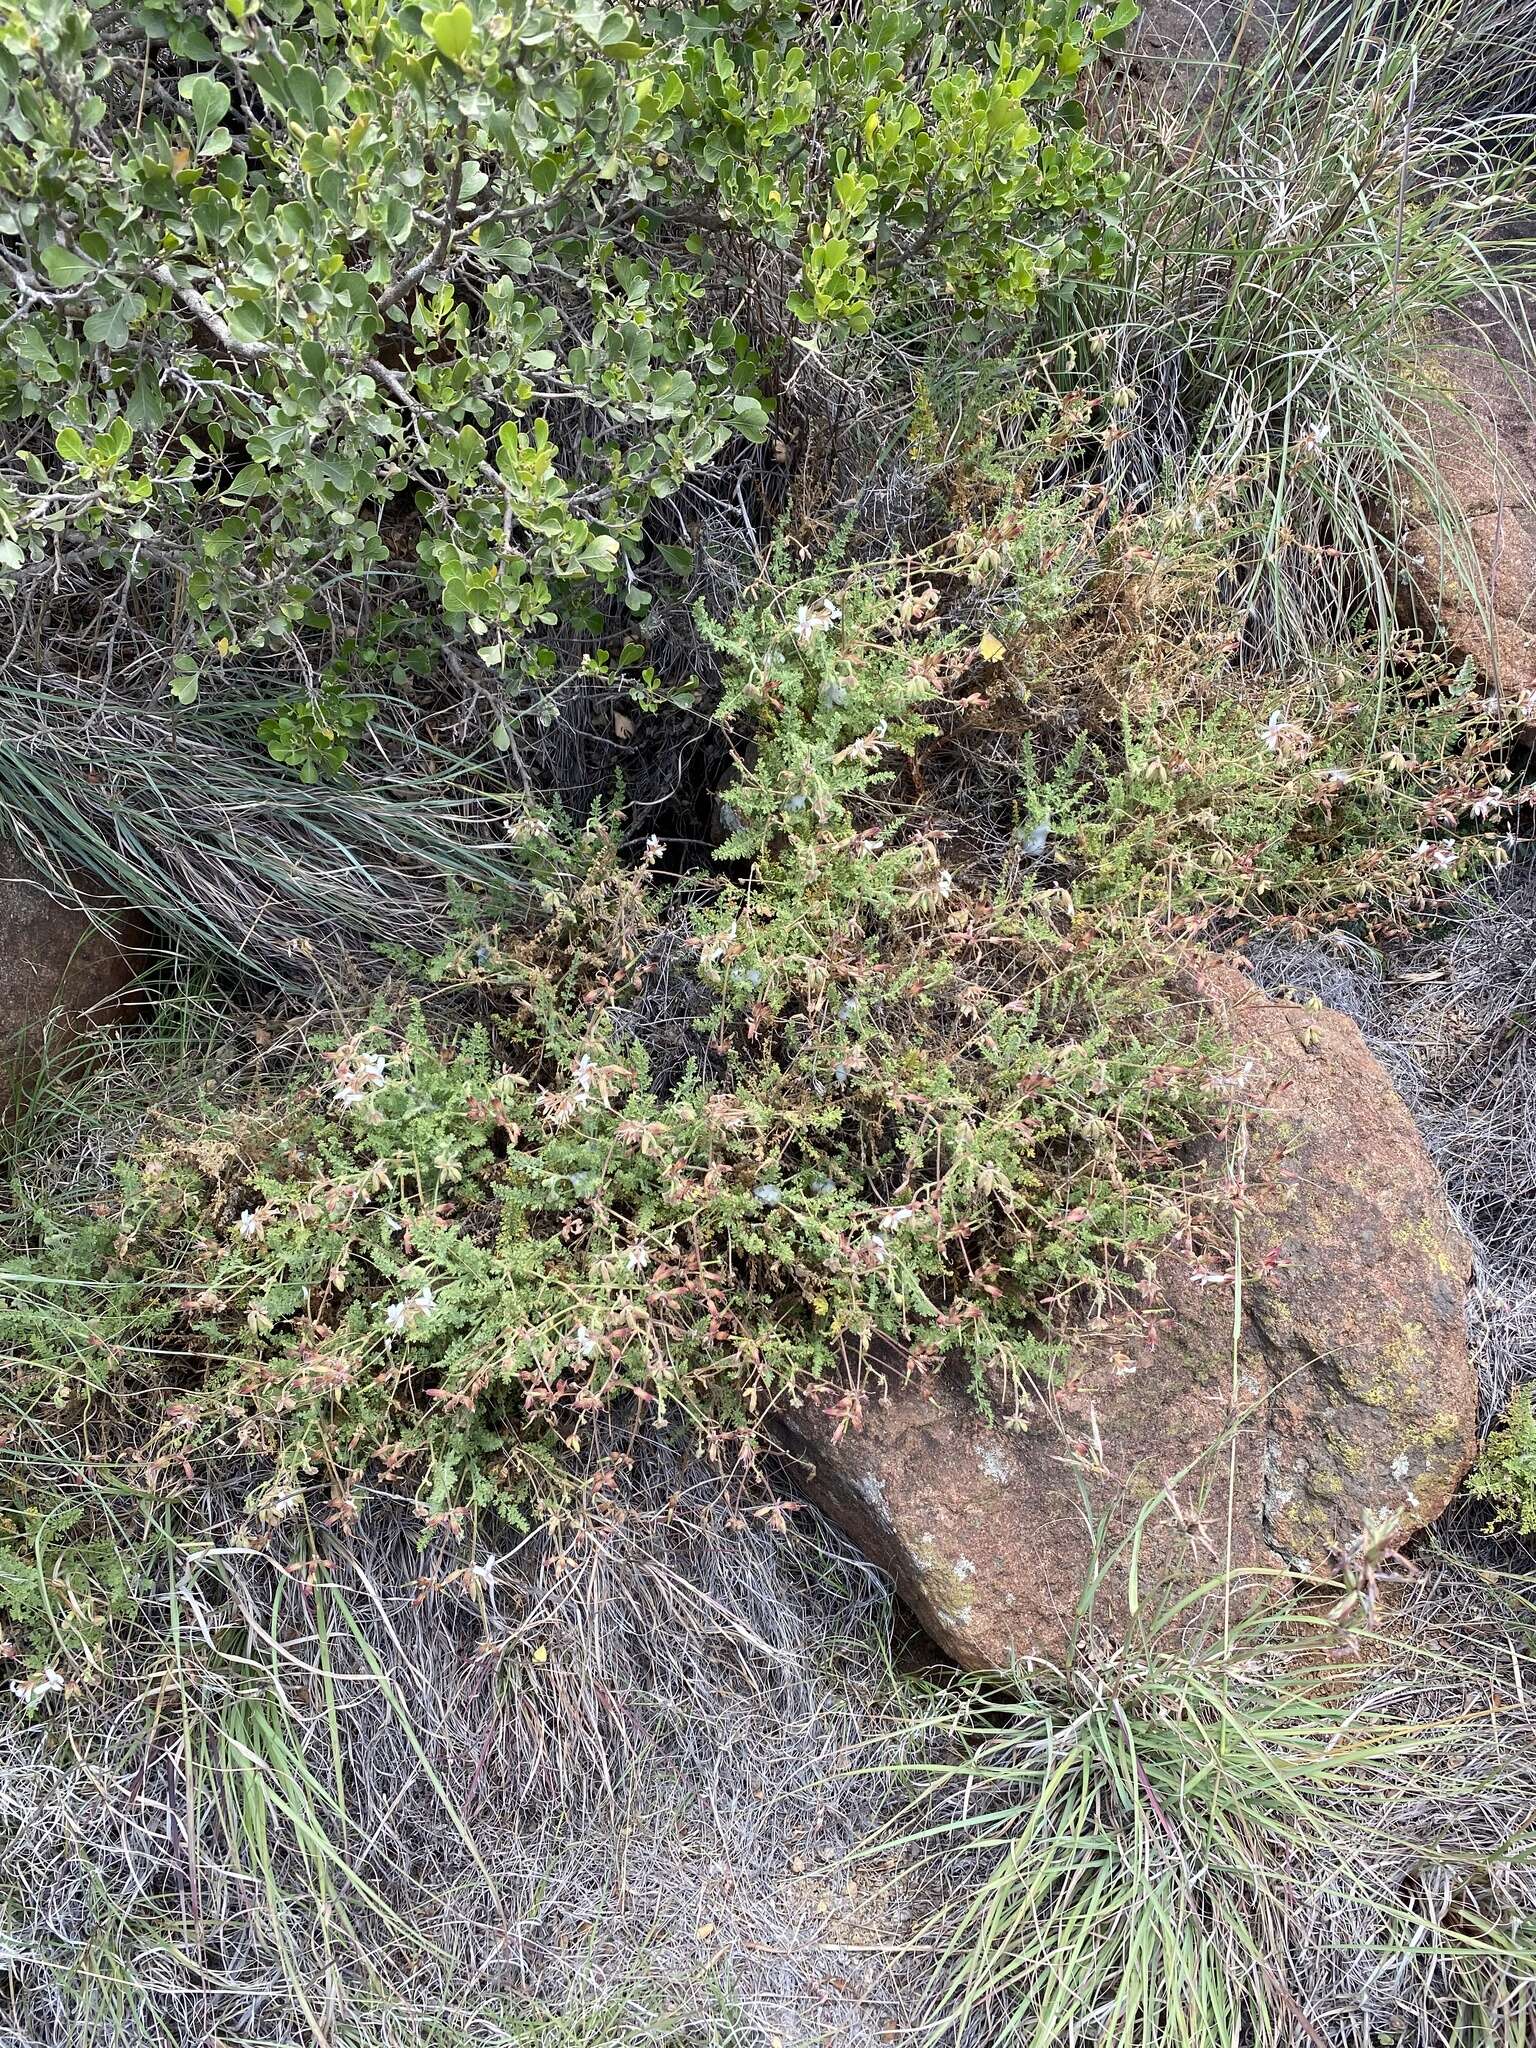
[778,962,1476,1670]
[0,841,146,1097]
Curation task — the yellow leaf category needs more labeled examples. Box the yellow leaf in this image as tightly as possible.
[978,631,1006,663]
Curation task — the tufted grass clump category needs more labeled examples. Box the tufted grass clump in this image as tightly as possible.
[1037,0,1535,671]
[0,1418,911,2048]
[882,1571,1536,2048]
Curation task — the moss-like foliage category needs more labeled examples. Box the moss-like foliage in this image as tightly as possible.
[1466,1387,1536,1539]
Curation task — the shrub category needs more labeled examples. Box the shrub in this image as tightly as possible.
[0,0,1128,736]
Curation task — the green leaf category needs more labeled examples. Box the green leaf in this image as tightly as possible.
[83,298,136,349]
[54,426,86,464]
[40,243,93,289]
[293,64,328,126]
[731,394,770,443]
[597,9,650,58]
[179,74,232,141]
[98,417,133,465]
[427,4,475,64]
[226,301,268,344]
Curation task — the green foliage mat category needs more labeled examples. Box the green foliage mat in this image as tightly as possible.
[1,472,1516,1681]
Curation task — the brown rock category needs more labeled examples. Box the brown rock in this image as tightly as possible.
[1400,338,1536,709]
[0,841,147,1096]
[778,961,1476,1670]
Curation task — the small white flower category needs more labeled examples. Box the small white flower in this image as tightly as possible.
[793,597,842,642]
[936,869,954,900]
[880,1206,917,1232]
[625,1243,650,1273]
[1415,838,1458,873]
[11,1668,65,1708]
[572,1053,596,1099]
[237,1209,263,1242]
[1297,417,1331,454]
[384,1284,436,1336]
[642,834,666,864]
[865,1231,888,1265]
[1260,708,1313,761]
[333,1049,388,1110]
[1212,1057,1257,1097]
[574,1324,599,1358]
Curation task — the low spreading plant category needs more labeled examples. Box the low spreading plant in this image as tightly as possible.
[0,532,1211,1536]
[1,482,1515,1575]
